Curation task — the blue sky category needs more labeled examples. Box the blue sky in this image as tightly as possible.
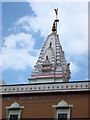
[2,2,88,84]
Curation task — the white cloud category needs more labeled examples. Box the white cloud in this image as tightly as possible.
[0,54,2,80]
[15,2,88,56]
[14,16,31,32]
[66,38,88,55]
[70,61,80,74]
[2,32,39,70]
[0,55,2,68]
[3,0,89,2]
[27,0,89,3]
[16,75,27,84]
[4,32,35,51]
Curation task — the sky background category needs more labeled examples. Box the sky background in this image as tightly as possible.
[1,1,88,84]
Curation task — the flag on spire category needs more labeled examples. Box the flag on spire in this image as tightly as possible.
[54,8,58,19]
[54,8,58,15]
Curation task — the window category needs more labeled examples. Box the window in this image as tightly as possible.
[58,114,67,120]
[53,100,73,119]
[10,115,18,120]
[6,101,24,120]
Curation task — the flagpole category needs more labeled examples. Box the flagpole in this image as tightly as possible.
[54,8,59,34]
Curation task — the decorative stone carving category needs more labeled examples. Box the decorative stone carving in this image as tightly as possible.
[66,63,71,80]
[6,101,24,120]
[53,100,73,119]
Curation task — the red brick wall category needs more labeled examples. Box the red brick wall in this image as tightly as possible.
[2,91,89,119]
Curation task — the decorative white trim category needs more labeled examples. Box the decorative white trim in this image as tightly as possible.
[0,82,89,95]
[6,101,24,120]
[53,100,73,119]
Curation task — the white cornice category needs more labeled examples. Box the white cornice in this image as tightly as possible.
[0,81,90,95]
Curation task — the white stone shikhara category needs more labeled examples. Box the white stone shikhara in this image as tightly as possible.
[28,21,71,83]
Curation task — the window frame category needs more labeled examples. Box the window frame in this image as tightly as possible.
[53,100,73,119]
[6,102,24,120]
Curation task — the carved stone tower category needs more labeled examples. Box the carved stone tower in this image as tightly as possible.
[28,9,71,83]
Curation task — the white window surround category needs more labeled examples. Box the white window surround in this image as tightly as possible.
[6,101,24,120]
[53,100,73,119]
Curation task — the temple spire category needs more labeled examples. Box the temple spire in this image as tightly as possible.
[52,8,59,33]
[28,8,71,84]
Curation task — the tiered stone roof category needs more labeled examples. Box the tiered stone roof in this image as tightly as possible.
[28,18,71,83]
